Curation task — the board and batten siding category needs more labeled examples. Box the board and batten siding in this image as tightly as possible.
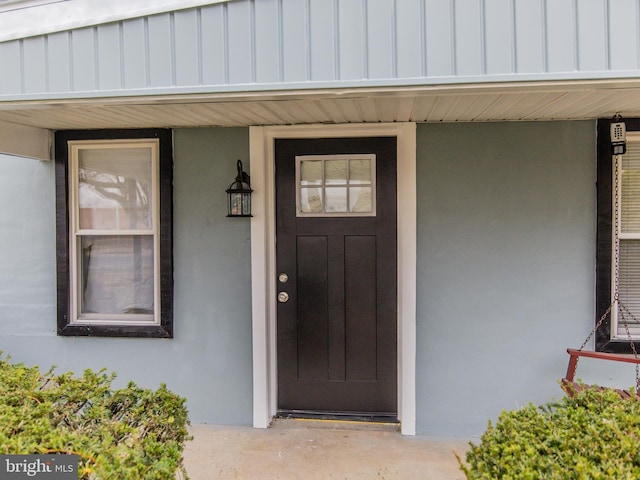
[1,0,639,101]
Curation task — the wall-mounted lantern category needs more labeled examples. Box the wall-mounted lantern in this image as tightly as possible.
[226,160,253,217]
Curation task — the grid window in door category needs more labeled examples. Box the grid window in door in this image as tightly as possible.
[296,155,376,217]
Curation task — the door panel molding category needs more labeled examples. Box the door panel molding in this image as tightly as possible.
[250,123,417,435]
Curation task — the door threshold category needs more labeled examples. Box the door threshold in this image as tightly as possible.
[274,411,399,431]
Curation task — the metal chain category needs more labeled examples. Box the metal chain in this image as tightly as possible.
[616,304,640,389]
[576,155,640,390]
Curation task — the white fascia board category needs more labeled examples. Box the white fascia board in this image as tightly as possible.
[0,0,231,43]
[0,120,51,160]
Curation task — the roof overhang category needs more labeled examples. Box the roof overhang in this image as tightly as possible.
[1,78,639,160]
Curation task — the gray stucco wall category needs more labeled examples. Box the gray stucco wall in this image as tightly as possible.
[416,121,601,436]
[0,127,253,426]
[1,121,636,437]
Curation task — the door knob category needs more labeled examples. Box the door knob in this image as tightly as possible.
[278,292,289,303]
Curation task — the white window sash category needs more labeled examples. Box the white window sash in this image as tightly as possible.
[612,132,640,340]
[68,139,161,326]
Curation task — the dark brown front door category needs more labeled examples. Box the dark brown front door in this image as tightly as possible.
[275,137,397,417]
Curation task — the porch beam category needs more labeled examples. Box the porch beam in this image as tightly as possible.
[0,120,51,161]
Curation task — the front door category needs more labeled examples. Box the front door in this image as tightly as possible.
[275,137,397,417]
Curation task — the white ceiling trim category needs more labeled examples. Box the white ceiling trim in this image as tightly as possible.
[0,0,231,42]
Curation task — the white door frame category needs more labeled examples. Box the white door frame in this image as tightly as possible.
[249,123,416,435]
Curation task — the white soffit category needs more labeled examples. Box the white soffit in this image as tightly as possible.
[0,80,639,131]
[0,0,230,42]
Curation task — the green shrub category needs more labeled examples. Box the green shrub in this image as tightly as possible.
[0,355,191,479]
[459,387,640,479]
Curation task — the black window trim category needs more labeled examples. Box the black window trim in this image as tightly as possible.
[596,118,640,352]
[55,129,174,338]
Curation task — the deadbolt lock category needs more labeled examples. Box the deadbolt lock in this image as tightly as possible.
[277,292,289,303]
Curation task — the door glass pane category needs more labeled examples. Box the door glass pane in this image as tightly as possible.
[349,187,372,213]
[300,188,323,213]
[80,235,154,315]
[325,187,347,212]
[300,160,322,186]
[78,147,153,230]
[325,159,347,185]
[349,159,371,184]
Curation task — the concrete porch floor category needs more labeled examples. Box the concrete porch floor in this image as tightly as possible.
[182,420,472,480]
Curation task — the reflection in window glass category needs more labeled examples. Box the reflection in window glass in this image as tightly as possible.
[300,188,323,213]
[78,148,152,230]
[300,160,322,186]
[349,159,371,184]
[80,235,154,316]
[325,160,347,185]
[325,187,348,212]
[349,187,372,213]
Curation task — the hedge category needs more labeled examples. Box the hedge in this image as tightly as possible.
[459,386,640,479]
[0,355,190,479]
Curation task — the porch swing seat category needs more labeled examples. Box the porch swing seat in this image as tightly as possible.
[562,348,640,399]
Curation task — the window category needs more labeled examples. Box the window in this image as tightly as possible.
[296,154,376,217]
[596,119,640,352]
[56,130,173,337]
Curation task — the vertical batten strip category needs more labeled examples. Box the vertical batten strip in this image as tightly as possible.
[249,0,258,83]
[574,0,581,71]
[450,0,457,75]
[391,0,397,79]
[362,0,369,79]
[277,0,284,82]
[170,13,177,86]
[333,0,340,80]
[19,40,25,94]
[44,36,50,92]
[196,8,203,85]
[144,17,151,87]
[480,0,486,75]
[420,0,427,77]
[93,26,100,90]
[223,2,229,84]
[67,32,74,91]
[541,0,548,72]
[636,0,640,69]
[605,0,611,70]
[305,0,311,82]
[571,0,578,71]
[511,0,518,73]
[119,23,125,89]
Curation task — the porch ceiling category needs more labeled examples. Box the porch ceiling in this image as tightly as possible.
[1,79,640,130]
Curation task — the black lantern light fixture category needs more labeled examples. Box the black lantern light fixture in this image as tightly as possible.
[226,160,253,217]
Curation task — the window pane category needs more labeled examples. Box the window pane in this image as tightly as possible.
[78,147,153,230]
[618,239,640,335]
[300,188,323,213]
[325,187,347,212]
[80,235,154,316]
[349,159,372,184]
[300,160,322,186]
[325,159,347,185]
[622,170,640,233]
[349,187,373,212]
